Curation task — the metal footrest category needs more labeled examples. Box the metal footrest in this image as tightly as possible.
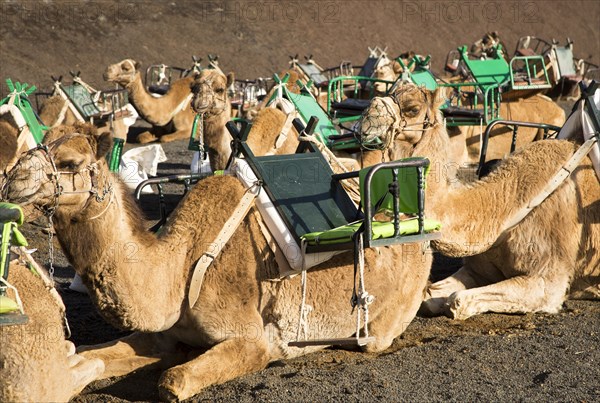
[288,336,375,347]
[0,312,29,326]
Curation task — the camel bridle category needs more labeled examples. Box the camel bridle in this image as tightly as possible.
[363,86,439,151]
[190,76,228,117]
[4,135,114,219]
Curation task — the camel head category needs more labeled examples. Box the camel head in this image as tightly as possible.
[373,54,402,93]
[2,123,113,215]
[470,31,503,59]
[190,68,234,116]
[359,82,445,156]
[104,59,141,86]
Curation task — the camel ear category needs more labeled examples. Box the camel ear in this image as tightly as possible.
[134,61,141,71]
[392,60,403,74]
[431,88,447,111]
[95,131,113,160]
[226,72,235,88]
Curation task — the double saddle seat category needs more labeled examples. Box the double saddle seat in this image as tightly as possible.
[227,117,442,275]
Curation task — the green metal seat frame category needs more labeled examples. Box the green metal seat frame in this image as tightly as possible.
[326,75,395,123]
[0,203,29,325]
[388,56,498,127]
[0,79,47,144]
[52,74,130,172]
[267,74,366,151]
[227,117,441,253]
[459,45,551,92]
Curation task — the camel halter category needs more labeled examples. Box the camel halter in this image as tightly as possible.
[4,137,114,276]
[190,76,229,117]
[363,90,438,152]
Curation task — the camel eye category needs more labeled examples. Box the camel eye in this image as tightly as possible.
[215,88,225,94]
[58,160,80,170]
[404,105,421,116]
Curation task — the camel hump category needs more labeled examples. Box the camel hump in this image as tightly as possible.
[161,175,250,254]
[246,108,287,156]
[170,75,196,89]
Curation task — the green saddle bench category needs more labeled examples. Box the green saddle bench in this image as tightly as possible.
[0,202,29,325]
[228,117,442,253]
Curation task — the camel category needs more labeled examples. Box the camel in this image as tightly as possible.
[450,93,565,164]
[2,121,434,401]
[469,31,510,62]
[372,54,565,166]
[358,82,599,320]
[0,247,104,402]
[189,72,302,170]
[104,59,234,144]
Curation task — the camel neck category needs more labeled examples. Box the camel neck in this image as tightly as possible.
[52,178,188,332]
[125,75,155,119]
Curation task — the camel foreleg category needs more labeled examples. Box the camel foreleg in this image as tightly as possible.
[446,273,570,320]
[77,332,186,380]
[158,336,270,402]
[66,347,106,397]
[158,128,193,143]
[420,266,481,316]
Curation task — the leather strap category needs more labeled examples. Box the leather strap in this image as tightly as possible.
[188,184,259,309]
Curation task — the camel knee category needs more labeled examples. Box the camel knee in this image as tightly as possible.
[419,296,448,317]
[137,131,158,143]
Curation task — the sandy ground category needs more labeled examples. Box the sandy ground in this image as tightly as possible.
[2,0,599,401]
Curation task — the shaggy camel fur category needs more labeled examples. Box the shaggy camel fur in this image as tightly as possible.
[38,93,131,140]
[0,116,20,171]
[4,124,433,401]
[38,95,77,127]
[104,59,233,144]
[359,82,599,320]
[0,257,104,402]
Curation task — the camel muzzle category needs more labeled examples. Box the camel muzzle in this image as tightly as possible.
[1,150,51,205]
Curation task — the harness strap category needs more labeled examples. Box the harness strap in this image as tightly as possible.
[175,93,193,115]
[188,183,260,308]
[503,137,598,231]
[51,99,70,128]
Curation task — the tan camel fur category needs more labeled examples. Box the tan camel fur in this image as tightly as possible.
[359,82,599,320]
[38,95,77,127]
[186,69,235,171]
[4,123,433,401]
[0,116,20,171]
[104,59,213,144]
[0,258,104,402]
[245,107,300,156]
